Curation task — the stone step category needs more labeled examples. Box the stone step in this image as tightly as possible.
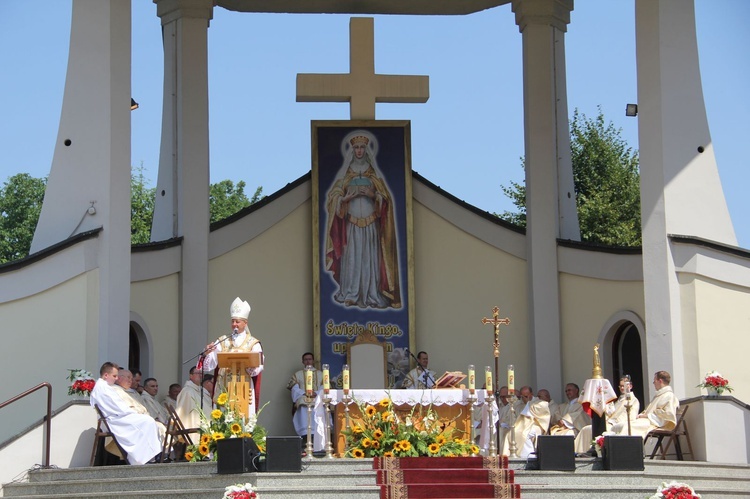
[519,485,750,499]
[2,487,381,499]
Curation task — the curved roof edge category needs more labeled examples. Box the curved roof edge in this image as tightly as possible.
[0,228,102,275]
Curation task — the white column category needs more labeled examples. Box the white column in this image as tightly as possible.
[636,0,736,398]
[153,0,213,378]
[512,0,577,392]
[31,0,132,368]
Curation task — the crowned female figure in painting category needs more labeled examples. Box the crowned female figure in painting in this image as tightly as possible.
[324,129,401,309]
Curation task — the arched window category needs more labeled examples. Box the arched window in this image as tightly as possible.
[611,322,644,408]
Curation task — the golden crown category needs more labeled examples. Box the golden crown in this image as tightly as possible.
[349,135,369,146]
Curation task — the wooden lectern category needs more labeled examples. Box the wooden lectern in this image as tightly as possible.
[217,352,261,419]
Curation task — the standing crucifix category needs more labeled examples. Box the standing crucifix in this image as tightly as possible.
[481,306,511,397]
[296,17,429,120]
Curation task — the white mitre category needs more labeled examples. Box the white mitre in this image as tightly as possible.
[230,297,251,320]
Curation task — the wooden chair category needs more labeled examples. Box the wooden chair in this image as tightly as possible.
[90,404,128,466]
[161,405,200,462]
[347,330,388,388]
[645,405,694,460]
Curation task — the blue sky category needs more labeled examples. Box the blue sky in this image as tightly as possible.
[1,1,748,247]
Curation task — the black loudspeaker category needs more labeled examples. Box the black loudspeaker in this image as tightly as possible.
[536,435,575,471]
[217,437,261,474]
[266,436,302,472]
[603,436,644,471]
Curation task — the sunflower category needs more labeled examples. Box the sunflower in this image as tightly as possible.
[351,448,365,458]
[216,393,228,406]
[436,435,447,445]
[230,423,242,434]
[365,405,377,417]
[361,437,372,448]
[378,398,390,408]
[200,434,211,445]
[211,432,224,441]
[383,451,394,457]
[372,440,380,449]
[352,425,364,434]
[198,443,210,456]
[211,409,223,420]
[373,429,384,439]
[381,411,393,422]
[428,443,441,454]
[184,451,194,461]
[397,439,411,452]
[241,432,253,439]
[470,445,479,455]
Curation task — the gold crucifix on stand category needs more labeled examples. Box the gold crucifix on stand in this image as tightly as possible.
[481,306,511,396]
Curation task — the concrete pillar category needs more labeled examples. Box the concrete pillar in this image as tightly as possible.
[153,0,213,379]
[512,0,578,393]
[31,0,132,368]
[636,0,736,398]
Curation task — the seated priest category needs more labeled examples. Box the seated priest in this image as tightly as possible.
[574,376,641,452]
[90,362,164,465]
[402,351,437,389]
[501,386,550,458]
[175,367,214,429]
[549,382,591,450]
[612,370,678,439]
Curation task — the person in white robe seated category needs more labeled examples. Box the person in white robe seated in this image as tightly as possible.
[611,370,678,439]
[287,352,325,451]
[574,376,641,452]
[202,297,264,414]
[113,369,149,414]
[502,386,551,458]
[163,383,181,411]
[549,382,591,452]
[402,351,437,389]
[536,389,559,431]
[141,378,170,424]
[90,362,163,465]
[175,366,214,429]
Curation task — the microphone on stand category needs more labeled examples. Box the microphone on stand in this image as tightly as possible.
[232,327,239,337]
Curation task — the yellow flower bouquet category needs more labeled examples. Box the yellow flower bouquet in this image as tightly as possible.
[342,395,478,458]
[184,391,268,462]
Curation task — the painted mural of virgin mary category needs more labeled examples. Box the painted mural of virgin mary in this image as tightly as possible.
[324,130,402,309]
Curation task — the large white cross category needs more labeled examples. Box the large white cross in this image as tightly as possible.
[296,17,429,120]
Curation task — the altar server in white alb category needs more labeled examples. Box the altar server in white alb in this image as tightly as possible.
[202,297,264,414]
[612,370,678,439]
[90,362,163,465]
[287,352,324,441]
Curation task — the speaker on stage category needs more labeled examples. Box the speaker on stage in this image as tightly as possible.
[266,436,302,472]
[217,437,261,474]
[603,436,644,471]
[536,435,575,471]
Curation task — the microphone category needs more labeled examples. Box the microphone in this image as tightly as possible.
[232,328,239,337]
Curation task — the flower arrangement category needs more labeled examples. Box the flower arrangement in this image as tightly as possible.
[592,435,605,453]
[222,482,258,499]
[341,396,478,458]
[184,391,268,462]
[67,369,95,397]
[648,481,701,499]
[697,371,733,395]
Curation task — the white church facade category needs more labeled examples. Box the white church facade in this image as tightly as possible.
[1,0,749,478]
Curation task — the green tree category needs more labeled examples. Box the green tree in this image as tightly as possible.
[0,174,46,264]
[209,180,263,224]
[131,165,156,244]
[499,108,641,246]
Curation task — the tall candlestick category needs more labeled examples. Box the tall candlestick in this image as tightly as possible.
[507,364,515,392]
[322,364,330,393]
[342,364,350,394]
[305,366,313,396]
[485,366,493,395]
[468,364,475,394]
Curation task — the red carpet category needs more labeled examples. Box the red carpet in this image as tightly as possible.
[373,457,521,499]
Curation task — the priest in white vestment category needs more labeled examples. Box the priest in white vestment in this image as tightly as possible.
[141,378,170,424]
[287,352,324,440]
[202,297,264,414]
[575,376,641,452]
[549,383,591,451]
[402,351,437,389]
[612,371,679,439]
[90,362,163,465]
[175,367,214,429]
[502,386,550,458]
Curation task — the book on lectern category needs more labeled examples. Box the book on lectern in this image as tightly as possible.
[434,371,466,388]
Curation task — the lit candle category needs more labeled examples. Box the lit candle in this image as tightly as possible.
[507,364,515,393]
[342,364,350,394]
[468,364,475,394]
[322,364,330,393]
[485,366,493,395]
[305,366,313,396]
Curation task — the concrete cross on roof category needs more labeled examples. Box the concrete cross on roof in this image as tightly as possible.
[296,17,429,120]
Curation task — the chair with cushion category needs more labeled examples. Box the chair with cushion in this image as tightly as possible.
[90,404,128,466]
[644,405,694,460]
[347,330,388,389]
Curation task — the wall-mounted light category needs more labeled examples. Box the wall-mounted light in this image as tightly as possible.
[131,98,139,111]
[625,103,638,117]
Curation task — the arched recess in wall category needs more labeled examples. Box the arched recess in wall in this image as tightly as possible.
[129,311,152,375]
[598,311,647,410]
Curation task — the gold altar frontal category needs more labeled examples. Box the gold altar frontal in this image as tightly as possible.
[332,395,473,457]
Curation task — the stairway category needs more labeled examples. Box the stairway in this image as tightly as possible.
[3,458,750,499]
